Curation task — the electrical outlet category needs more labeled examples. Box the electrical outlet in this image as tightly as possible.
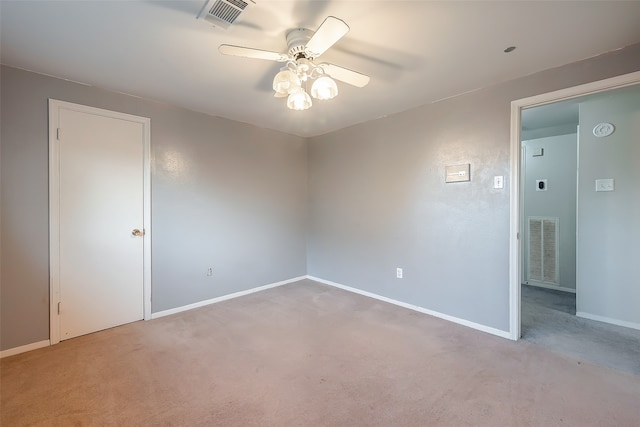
[396,268,403,279]
[206,267,213,276]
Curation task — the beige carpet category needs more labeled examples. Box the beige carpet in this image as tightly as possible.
[2,279,639,426]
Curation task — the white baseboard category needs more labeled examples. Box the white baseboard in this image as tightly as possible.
[307,276,511,340]
[1,339,50,359]
[151,276,306,319]
[524,281,576,293]
[576,311,640,331]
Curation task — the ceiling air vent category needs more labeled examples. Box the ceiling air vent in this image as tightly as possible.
[197,0,254,30]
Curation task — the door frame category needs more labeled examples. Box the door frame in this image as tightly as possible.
[48,99,152,345]
[508,71,640,341]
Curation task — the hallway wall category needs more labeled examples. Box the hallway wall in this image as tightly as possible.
[576,86,640,329]
[522,133,577,291]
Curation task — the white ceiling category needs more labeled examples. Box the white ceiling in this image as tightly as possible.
[521,100,579,131]
[2,1,640,137]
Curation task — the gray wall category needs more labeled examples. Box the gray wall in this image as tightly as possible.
[522,134,577,291]
[577,87,640,326]
[307,95,511,330]
[1,66,308,351]
[307,44,640,332]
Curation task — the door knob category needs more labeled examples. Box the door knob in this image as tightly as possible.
[132,228,144,237]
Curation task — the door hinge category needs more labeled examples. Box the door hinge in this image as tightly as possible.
[57,301,61,315]
[57,128,61,141]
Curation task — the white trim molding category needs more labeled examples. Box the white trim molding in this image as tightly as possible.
[308,276,511,340]
[509,71,640,341]
[576,312,640,331]
[151,276,306,319]
[1,340,50,359]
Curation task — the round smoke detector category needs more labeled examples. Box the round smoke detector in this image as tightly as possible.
[593,123,615,138]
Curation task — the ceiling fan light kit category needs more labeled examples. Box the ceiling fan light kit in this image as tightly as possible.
[272,59,339,110]
[218,16,370,111]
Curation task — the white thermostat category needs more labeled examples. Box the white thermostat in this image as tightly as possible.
[593,123,615,138]
[536,179,547,191]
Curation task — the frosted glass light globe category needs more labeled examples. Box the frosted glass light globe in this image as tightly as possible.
[311,76,338,100]
[272,69,301,96]
[287,87,312,111]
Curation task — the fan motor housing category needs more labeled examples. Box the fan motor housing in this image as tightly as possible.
[286,28,314,59]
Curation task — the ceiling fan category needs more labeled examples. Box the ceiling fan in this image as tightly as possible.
[218,16,370,111]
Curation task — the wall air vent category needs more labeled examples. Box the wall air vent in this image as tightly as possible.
[527,217,559,285]
[197,0,254,30]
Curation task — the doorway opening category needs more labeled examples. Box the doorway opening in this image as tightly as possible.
[509,72,640,374]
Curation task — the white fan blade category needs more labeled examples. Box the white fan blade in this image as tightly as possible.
[305,16,349,58]
[320,63,370,88]
[219,45,289,62]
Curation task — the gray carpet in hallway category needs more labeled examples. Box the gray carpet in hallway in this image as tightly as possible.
[521,284,640,375]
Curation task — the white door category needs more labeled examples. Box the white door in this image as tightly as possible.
[50,101,150,341]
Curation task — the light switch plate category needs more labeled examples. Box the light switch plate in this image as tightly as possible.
[595,178,614,192]
[445,164,470,183]
[494,176,504,189]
